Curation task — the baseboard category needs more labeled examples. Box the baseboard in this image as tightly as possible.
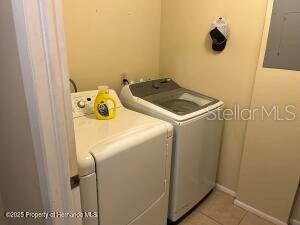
[290,219,300,225]
[215,184,237,197]
[234,199,287,225]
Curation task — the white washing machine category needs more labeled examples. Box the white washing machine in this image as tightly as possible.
[120,78,224,222]
[71,89,173,225]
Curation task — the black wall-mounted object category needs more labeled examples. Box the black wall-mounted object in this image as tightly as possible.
[210,28,227,52]
[209,17,230,52]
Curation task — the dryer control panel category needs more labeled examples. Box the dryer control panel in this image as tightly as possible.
[71,89,122,118]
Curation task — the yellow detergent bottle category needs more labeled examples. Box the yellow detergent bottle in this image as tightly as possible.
[94,86,117,120]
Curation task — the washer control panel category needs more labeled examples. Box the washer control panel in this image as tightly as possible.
[71,90,98,118]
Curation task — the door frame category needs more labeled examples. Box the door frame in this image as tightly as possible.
[11,0,81,225]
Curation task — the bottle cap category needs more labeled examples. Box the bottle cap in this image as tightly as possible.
[98,86,109,94]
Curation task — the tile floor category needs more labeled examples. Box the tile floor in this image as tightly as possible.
[179,190,275,225]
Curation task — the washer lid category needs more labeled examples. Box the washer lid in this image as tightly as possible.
[144,89,219,116]
[159,98,199,115]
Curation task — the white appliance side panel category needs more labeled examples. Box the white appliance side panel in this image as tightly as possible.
[128,193,166,225]
[169,109,224,221]
[128,136,173,225]
[166,136,174,217]
[80,173,98,225]
[93,126,169,225]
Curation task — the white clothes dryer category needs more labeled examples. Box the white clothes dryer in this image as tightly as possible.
[72,89,173,225]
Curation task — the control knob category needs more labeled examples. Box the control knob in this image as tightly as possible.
[77,100,86,108]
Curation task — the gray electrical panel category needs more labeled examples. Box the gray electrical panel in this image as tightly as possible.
[263,0,300,71]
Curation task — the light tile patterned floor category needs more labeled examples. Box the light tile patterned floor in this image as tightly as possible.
[179,190,275,225]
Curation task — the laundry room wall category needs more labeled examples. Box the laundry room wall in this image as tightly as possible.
[62,0,161,92]
[160,0,268,191]
[236,0,300,222]
[0,0,46,224]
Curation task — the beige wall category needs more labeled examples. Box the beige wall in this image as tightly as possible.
[160,0,268,191]
[0,0,46,224]
[236,0,300,222]
[63,1,300,221]
[63,0,161,92]
[292,187,300,221]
